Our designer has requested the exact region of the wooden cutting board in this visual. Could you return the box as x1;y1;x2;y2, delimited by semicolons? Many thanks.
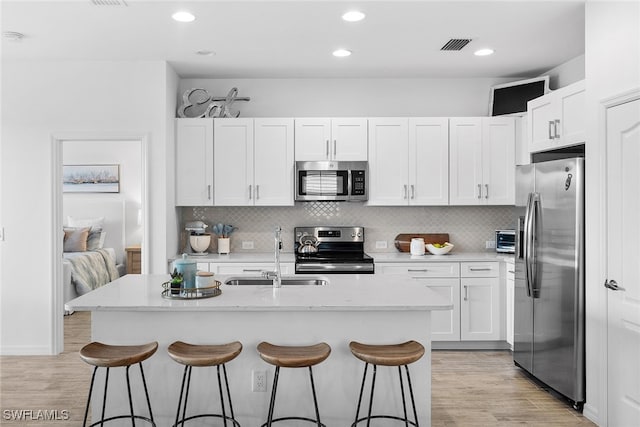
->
394;233;450;252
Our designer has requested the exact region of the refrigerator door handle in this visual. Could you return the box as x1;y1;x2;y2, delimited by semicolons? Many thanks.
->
530;193;541;298
523;192;534;297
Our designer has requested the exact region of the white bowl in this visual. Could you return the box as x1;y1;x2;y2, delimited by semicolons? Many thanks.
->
426;242;454;255
190;234;211;253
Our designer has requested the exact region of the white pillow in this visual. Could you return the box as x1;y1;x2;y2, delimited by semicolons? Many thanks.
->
67;216;104;231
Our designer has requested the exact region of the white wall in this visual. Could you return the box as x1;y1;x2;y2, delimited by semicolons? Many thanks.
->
179;77;518;118
63;140;143;249
0;60;176;355
540;54;585;90
583;1;640;424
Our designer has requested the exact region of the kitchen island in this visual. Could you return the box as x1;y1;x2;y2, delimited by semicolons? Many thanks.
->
68;273;451;426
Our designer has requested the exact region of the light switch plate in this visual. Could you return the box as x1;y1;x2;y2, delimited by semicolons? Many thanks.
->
375;241;387;249
486;240;496;249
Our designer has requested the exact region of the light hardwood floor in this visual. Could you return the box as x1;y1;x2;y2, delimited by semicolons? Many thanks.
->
0;312;595;426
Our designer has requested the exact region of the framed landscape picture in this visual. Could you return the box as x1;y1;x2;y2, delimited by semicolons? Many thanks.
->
63;164;120;193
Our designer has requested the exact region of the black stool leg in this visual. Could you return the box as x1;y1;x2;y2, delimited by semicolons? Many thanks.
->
216;365;228;427
181;366;193;427
398;366;409;427
138;363;154;424
405;365;419;427
174;366;189;427
83;367;99;427
366;364;377;427
308;367;322;426
222;364;236;421
125;366;136;426
100;367;110;427
352;363;369;426
266;366;280;427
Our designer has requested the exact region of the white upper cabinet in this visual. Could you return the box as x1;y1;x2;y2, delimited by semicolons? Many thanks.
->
368;117;449;206
215;118;294;206
253;118;295;206
175;118;214;206
527;80;585;153
449;117;515;205
295;118;368;161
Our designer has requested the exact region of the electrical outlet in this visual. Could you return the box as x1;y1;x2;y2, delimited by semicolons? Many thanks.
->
252;370;267;392
375;241;387;249
242;241;255;250
486;240;496;249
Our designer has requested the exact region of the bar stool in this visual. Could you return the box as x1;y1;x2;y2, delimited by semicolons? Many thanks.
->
256;341;331;427
349;340;425;427
80;341;158;427
167;341;242;427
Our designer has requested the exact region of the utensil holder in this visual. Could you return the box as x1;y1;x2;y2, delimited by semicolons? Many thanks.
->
218;237;230;254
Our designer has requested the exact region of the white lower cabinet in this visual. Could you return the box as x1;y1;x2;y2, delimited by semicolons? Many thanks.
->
505;260;515;349
379;260;502;344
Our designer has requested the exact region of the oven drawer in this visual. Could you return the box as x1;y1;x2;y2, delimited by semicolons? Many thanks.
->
378;262;460;278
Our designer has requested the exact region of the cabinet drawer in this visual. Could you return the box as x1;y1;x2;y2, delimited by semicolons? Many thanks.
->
460;262;499;277
379;262;459;278
212;263;293;275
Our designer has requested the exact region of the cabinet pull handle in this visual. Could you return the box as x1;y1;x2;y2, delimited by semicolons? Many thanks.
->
548;121;554;139
469;267;491;271
248;185;252;199
333;140;337;157
554;119;561;139
408;269;429;272
464;285;469;301
403;184;408;199
477;184;482;199
242;269;263;273
326;140;330;158
411;184;415;199
255;185;260;200
208;185;212;200
508;270;515;274
485;184;489;199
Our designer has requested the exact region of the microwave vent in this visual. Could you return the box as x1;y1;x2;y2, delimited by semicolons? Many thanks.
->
440;38;472;51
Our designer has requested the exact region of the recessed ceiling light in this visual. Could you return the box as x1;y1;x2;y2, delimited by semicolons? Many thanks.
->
172;11;195;22
333;49;352;58
342;10;365;22
474;48;495;56
196;50;216;56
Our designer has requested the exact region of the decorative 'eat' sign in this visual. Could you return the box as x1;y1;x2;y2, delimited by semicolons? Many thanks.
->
177;87;251;118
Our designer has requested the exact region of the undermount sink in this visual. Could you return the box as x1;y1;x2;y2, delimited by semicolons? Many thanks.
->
224;276;328;286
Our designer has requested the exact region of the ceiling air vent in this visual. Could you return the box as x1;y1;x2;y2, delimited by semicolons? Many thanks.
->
91;0;128;6
440;39;472;51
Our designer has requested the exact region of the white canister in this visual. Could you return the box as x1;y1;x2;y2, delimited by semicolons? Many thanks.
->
196;271;215;288
410;238;426;256
218;237;230;254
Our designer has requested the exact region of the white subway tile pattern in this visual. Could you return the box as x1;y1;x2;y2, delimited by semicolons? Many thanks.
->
181;204;515;254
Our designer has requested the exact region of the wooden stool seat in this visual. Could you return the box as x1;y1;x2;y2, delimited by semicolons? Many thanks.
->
167;341;242;367
257;342;331;368
349;340;425;366
80;341;158;368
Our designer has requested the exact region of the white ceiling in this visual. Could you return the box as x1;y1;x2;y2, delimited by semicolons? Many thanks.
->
1;0;585;79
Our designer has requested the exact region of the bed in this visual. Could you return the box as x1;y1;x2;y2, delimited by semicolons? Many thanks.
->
62;198;127;314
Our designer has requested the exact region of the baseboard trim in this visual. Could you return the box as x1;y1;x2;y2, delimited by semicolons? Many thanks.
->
0;345;53;356
432;340;511;350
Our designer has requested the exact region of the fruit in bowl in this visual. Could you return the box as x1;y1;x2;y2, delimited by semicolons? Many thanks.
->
426;242;454;255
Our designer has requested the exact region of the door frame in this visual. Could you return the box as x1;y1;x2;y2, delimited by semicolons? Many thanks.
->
596;87;640;426
51;133;150;353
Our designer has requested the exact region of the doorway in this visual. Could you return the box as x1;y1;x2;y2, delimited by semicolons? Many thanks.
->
51;134;149;353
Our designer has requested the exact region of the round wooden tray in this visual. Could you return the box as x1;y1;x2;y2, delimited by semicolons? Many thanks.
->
161;280;222;300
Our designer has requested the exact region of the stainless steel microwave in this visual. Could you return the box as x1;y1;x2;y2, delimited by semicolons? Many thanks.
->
496;229;516;253
295;161;368;202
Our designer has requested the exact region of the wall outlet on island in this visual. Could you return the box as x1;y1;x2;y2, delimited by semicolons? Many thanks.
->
242;241;255;250
252;370;267;392
486;240;496;249
375;241;388;249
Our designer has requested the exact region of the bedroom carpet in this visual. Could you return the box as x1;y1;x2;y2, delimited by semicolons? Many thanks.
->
0;312;594;426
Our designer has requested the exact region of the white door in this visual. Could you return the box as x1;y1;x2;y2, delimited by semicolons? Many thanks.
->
294;118;331;161
214;118;254;205
449;118;483;205
254;118;294;206
482;117;515;205
606;96;640;426
367;118;409;205
422;278;460;341
460;277;500;341
331;118;368;161
175;118;214;206
410;117;449;205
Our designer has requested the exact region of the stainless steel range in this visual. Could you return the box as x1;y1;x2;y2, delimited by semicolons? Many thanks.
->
294;226;374;274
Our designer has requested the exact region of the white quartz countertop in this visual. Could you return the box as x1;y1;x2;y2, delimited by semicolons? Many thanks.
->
67;273;453;313
169;252;296;263
169;252;512;263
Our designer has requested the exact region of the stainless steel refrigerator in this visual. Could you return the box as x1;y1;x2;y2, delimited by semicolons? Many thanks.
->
514;157;585;409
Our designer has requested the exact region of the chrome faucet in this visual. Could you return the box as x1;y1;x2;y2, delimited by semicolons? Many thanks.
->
262;226;282;288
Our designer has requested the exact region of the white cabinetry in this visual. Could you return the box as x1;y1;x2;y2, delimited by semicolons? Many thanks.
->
460;262;501;341
527;80;585;153
449;117;515;205
505;259;515;349
294;118;368;161
368;118;449;206
175;118;214;206
378;263;460;341
201;262;294;275
214;118;294;206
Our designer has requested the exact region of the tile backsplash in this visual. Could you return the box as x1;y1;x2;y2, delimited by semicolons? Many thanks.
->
180;204;515;254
